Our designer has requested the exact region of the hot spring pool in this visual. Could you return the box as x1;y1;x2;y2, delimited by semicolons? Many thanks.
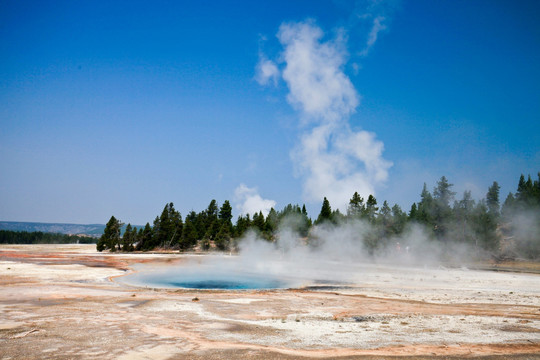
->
120;261;294;290
144;275;287;290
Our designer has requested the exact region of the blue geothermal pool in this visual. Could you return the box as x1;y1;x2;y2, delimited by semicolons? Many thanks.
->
121;261;292;290
153;275;287;290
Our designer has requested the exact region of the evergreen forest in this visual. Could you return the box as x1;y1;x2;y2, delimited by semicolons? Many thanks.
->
97;173;540;260
0;230;96;244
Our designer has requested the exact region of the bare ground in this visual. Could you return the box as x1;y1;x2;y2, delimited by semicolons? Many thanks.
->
1;244;539;359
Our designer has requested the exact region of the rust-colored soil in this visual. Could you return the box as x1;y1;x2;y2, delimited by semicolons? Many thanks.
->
1;244;539;359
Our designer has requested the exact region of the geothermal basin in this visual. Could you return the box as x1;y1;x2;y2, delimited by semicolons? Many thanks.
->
122;259;294;290
1;244;540;359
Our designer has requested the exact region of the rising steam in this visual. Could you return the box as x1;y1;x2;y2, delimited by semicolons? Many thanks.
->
234;184;276;217
257;20;392;212
237;217;474;280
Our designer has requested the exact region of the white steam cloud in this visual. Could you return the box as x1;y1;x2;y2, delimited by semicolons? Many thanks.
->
257;20;392;212
232;219;473;286
360;15;387;56
278;22;358;123
293;124;392;210
255;57;279;86
234;184;276;217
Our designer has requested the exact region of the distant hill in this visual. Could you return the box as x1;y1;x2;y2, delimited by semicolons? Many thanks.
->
0;221;105;237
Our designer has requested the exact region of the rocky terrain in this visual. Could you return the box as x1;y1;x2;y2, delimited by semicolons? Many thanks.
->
1;244;539;359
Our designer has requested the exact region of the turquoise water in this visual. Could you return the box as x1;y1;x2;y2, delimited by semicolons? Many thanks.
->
160;277;287;290
123;265;290;290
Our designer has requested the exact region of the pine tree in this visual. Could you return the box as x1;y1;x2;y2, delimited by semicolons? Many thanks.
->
299;207;312;237
215;223;231;250
501;192;516;221
516;174;539;207
347;192;365;219
391;204;407;235
149;216;161;249
380;200;391;218
180;218;198;250
434;176;456;207
452;191;475;245
265;208;278;234
136;223;153;251
155;205;171;247
205;200;219;239
409;203;418;220
417;183;434;226
168;205;183;248
252;211;266;232
219;200;233;233
432;176;456;239
331;209;345;223
377;200;392;238
122;223;135;252
365;195;378;222
234;214;251;238
486;181;501;216
516;174;527;202
533;172;540;205
505;173;540;259
315;197;332;225
219;200;232;222
472;200;498;251
97;216;123;252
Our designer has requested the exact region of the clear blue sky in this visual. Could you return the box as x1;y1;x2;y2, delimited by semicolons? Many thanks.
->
1;0;539;225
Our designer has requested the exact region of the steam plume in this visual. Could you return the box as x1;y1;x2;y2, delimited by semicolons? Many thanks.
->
257;20;392;212
234;184;276;217
255;57;279;86
360;15;387;56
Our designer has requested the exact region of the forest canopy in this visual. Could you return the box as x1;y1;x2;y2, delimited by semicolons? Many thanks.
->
97;172;540;260
0;230;96;244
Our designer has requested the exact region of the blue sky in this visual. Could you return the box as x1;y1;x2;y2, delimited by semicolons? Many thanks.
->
1;0;539;225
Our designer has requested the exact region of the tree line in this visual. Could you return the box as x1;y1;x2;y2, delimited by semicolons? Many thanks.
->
96;200;311;252
0;230;96;244
97;172;540;259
